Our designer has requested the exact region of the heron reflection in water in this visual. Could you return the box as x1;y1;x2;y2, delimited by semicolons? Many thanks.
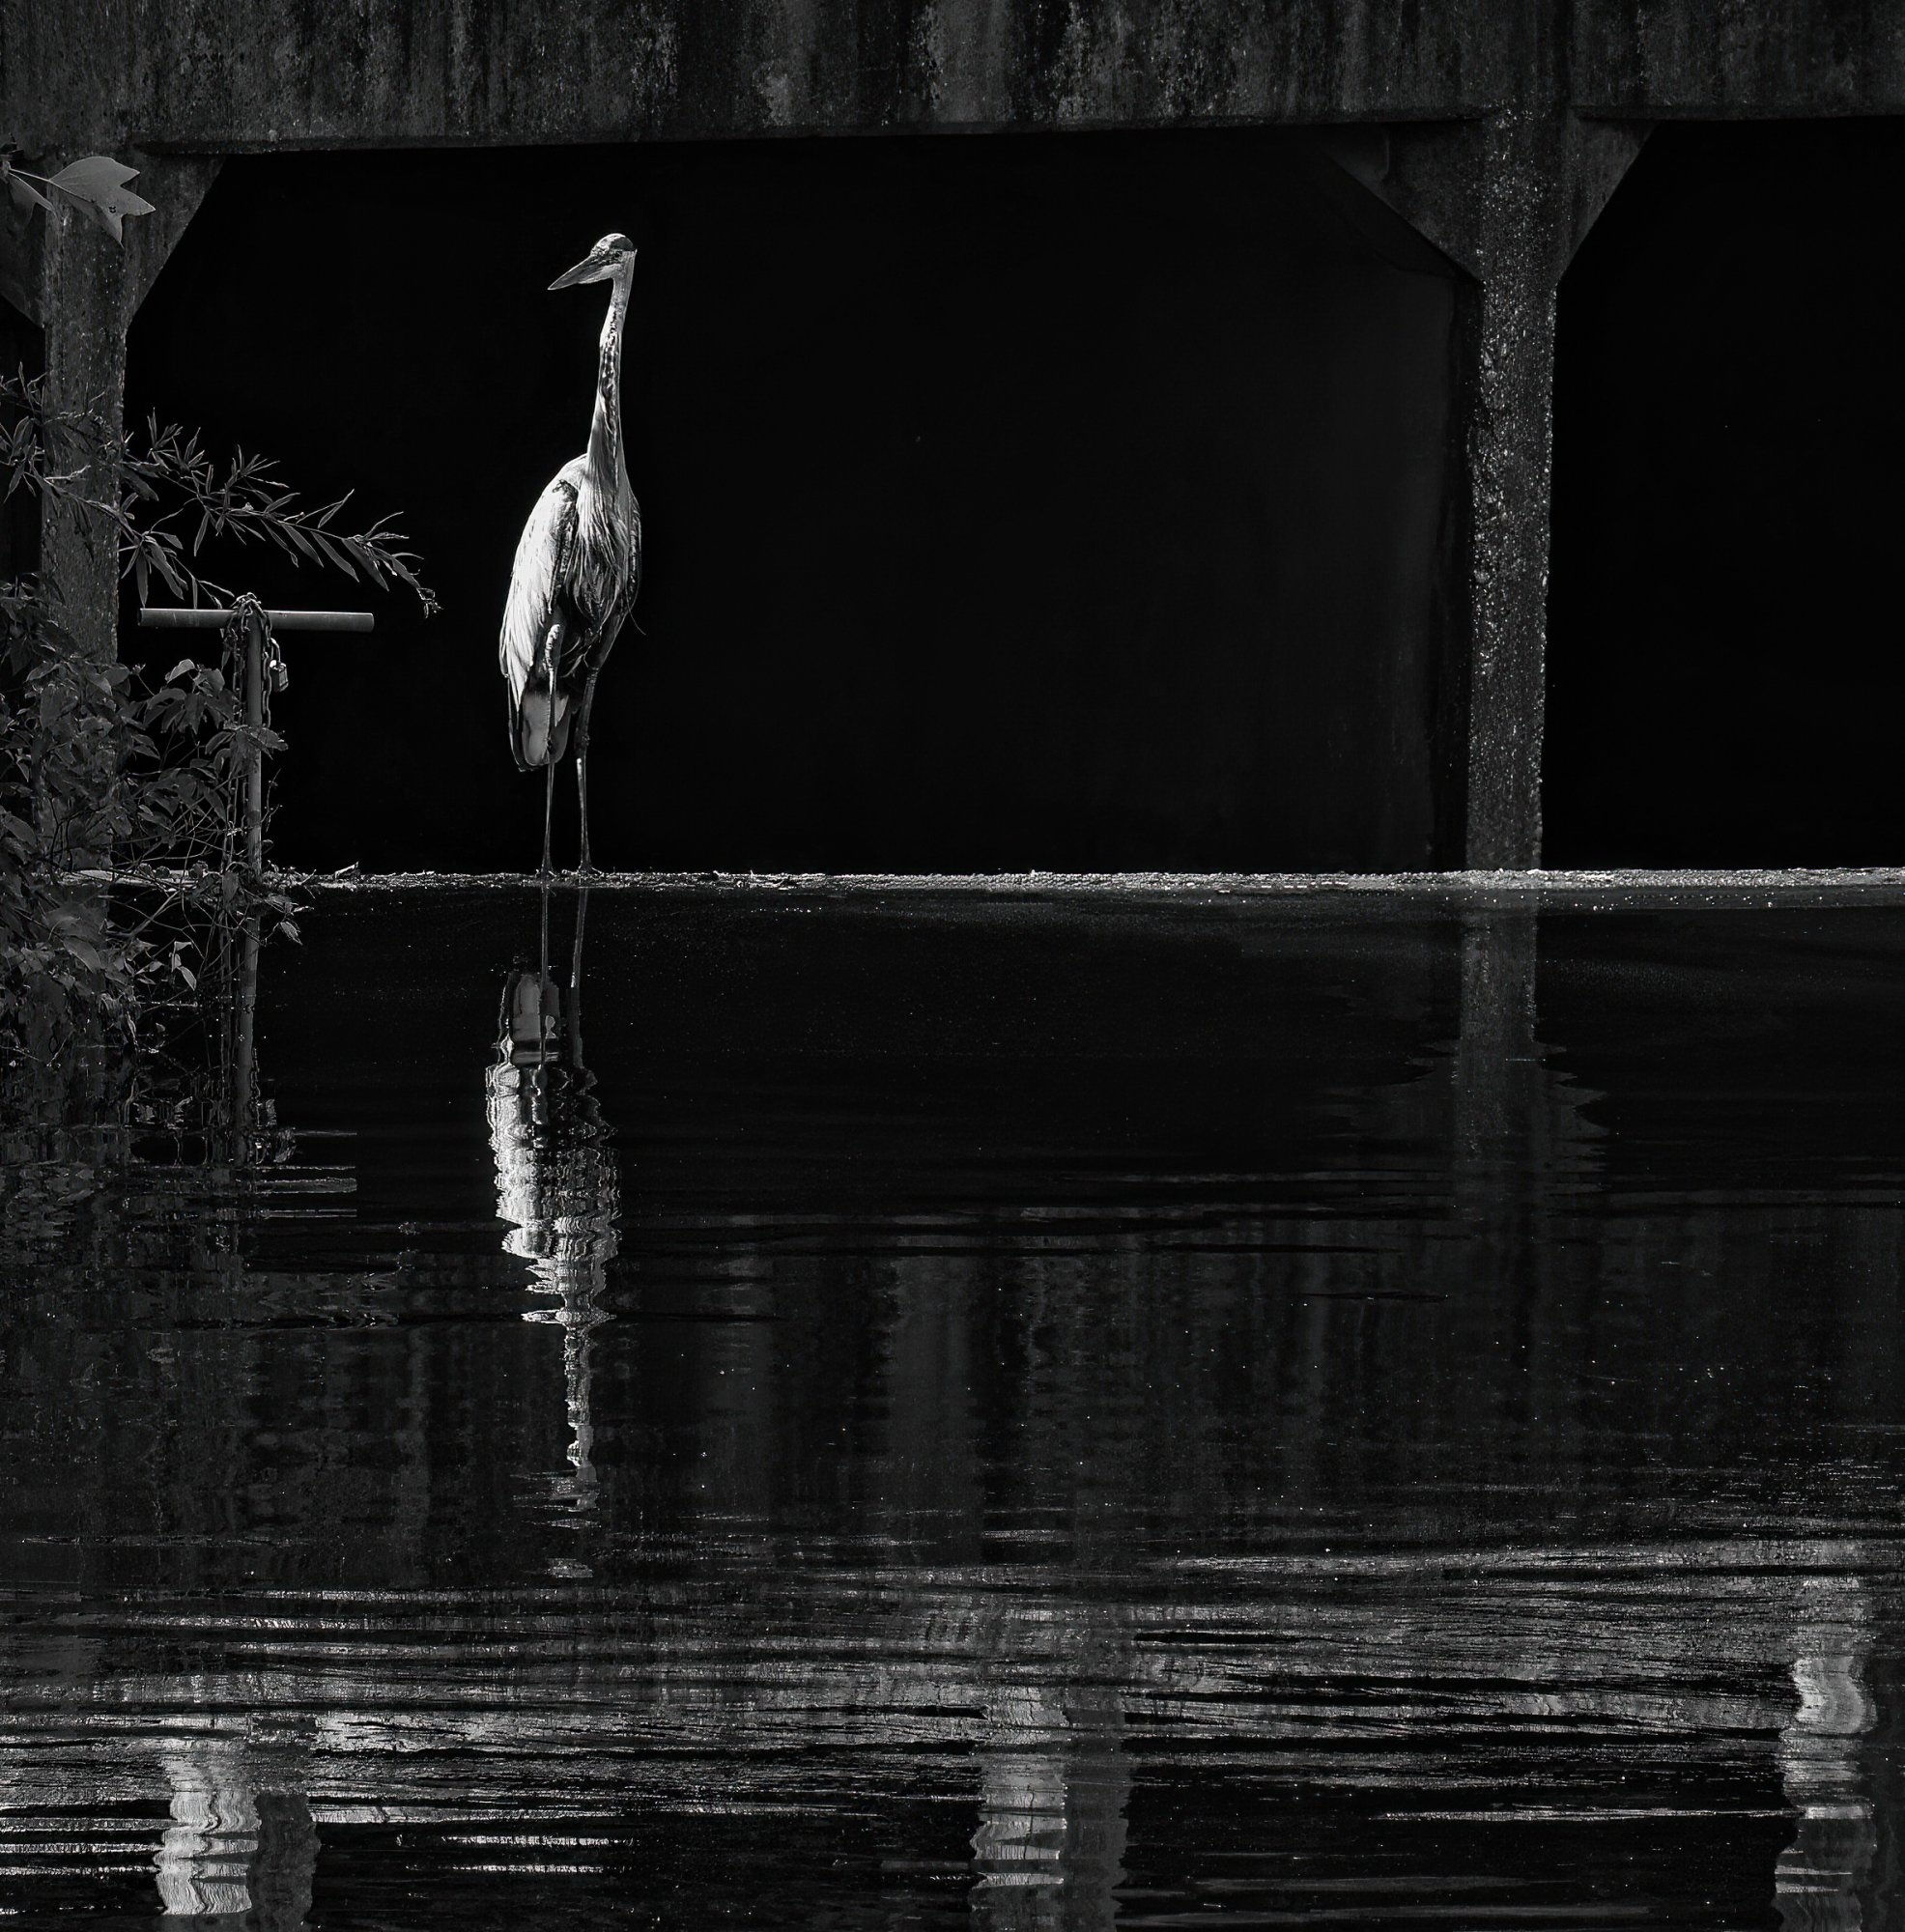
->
486;881;618;1532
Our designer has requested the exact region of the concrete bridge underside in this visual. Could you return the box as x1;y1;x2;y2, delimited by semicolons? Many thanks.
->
3;0;1901;868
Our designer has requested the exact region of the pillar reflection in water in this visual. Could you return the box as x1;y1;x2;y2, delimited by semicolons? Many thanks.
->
1777;1571;1877;1929
485;882;618;1533
156;1740;315;1927
1453;905;1602;1213
971;1663;1130;1931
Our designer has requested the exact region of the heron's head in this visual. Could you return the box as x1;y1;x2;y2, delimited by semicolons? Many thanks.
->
549;234;637;291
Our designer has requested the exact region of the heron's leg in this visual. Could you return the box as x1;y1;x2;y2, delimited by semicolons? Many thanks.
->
577;753;597;877
572;667;605;879
540;753;555;883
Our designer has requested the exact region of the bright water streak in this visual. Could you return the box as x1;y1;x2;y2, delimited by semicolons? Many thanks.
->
3;888;1904;1927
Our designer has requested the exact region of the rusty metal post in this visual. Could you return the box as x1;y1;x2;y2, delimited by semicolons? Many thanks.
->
233;913;259;1145
138;603;374;883
235;606;265;1147
243;606;266;875
133;602;374;1157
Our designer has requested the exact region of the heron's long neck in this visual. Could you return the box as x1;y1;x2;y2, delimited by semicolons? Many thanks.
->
586;270;632;486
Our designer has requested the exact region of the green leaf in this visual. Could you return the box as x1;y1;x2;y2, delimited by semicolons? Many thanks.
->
44;157;156;249
47;156;141;197
58;931;104;972
5;172;52;216
349;540;389;590
312;531;358;581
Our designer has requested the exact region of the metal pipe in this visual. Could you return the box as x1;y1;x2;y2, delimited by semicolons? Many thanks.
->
137;609;374;632
244;608;265;875
234;914;259;1147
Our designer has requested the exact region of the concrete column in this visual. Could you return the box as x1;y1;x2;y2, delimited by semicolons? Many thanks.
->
1462;119;1561;870
1463;114;1651;868
1339;115;1648;869
40;196;128;659
0;152;222;659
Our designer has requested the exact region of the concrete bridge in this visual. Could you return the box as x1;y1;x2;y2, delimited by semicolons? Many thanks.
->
2;0;1900;868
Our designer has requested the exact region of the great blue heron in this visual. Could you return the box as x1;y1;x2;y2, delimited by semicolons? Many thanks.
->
500;233;644;877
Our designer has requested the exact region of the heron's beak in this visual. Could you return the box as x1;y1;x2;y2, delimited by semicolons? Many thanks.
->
549;253;608;291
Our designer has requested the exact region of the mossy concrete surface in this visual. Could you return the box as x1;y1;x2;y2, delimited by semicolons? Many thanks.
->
5;3;1902;151
4;1;1902;871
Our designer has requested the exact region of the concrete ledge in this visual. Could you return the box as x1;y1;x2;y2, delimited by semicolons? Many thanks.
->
237;867;1905;910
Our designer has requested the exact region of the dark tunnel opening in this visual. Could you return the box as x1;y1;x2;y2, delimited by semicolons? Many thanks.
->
127;131;1464;875
1548;119;1905;868
0;302;43;583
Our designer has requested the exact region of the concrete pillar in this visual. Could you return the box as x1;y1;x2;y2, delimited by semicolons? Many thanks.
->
40;196;128;659
1463;114;1652;868
1462;121;1561;870
0;152;222;660
1334;115;1648;869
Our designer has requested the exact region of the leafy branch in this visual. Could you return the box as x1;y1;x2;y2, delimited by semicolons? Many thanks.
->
1;373;439;618
0;142;442;1135
127;422;441;616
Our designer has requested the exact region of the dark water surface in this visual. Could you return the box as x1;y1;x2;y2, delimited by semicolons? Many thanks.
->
4;886;1904;1927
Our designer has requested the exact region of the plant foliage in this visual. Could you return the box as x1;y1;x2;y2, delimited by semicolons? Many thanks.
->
1;369;436;1103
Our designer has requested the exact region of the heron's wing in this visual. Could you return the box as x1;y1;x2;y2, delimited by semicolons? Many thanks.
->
568;496;643;680
499;473;580;711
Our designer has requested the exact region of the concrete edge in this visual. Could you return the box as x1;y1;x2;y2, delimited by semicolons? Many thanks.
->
75;866;1904;906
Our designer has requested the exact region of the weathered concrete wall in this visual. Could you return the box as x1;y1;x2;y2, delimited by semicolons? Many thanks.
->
3;1;1522;151
1572;1;1905;116
9;0;1903;152
4;0;1904;869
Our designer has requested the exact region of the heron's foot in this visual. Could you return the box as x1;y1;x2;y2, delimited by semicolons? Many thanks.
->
573;861;606;883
